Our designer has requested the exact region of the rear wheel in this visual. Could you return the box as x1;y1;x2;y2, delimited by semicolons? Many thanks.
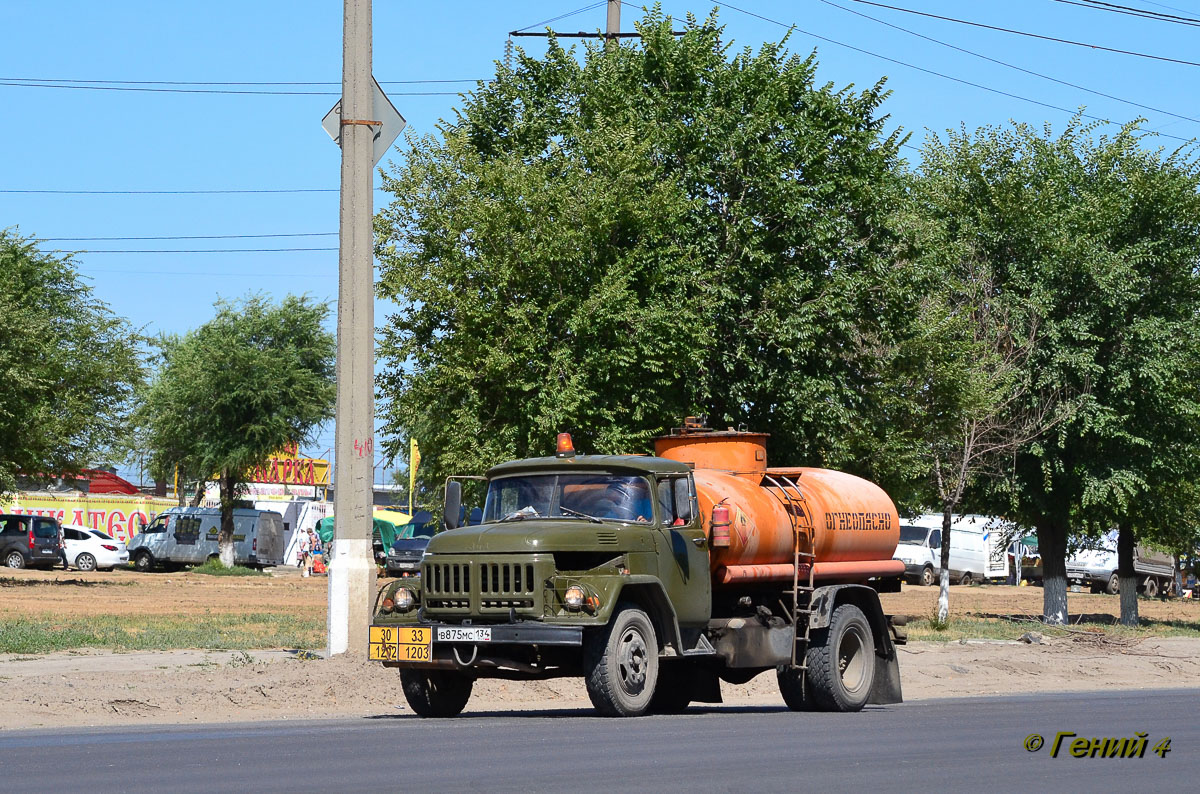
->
805;604;876;713
959;572;973;586
5;551;25;569
778;664;815;711
919;565;935;587
400;669;474;717
1143;578;1159;598
583;603;659;717
133;551;154;572
75;553;97;572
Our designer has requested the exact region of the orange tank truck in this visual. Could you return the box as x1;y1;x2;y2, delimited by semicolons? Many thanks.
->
654;424;904;586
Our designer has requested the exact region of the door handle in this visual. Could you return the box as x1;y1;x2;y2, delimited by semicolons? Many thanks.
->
692;537;706;547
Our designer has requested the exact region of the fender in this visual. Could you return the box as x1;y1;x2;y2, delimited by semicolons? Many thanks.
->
807;583;903;705
609;575;683;656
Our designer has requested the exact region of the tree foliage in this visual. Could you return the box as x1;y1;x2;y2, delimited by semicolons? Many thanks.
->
376;11;920;484
0;231;142;495
137;294;335;563
910;119;1200;623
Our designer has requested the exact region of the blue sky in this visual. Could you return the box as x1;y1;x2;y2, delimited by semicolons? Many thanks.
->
3;0;1197;480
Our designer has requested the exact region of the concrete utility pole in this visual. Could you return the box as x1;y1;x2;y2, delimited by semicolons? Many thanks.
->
329;0;376;658
606;0;620;40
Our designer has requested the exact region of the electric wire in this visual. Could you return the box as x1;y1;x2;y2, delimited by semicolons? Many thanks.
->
711;1;1195;144
818;0;1200;125
845;0;1200;67
514;1;608;33
40;232;337;241
1053;0;1200;26
0;81;461;96
40;247;338;253
0;77;480;86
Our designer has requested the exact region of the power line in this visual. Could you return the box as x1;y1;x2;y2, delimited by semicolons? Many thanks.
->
845;0;1200;67
1053;0;1200;26
40;232;337;241
0;80;462;96
76;268;336;278
514;1;607;33
712;1;1195;144
1;188;340;194
817;0;1200;125
1;77;480;85
43;247;338;253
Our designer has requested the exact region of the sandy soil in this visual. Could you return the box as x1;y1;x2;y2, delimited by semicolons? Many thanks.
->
1;568;1198;729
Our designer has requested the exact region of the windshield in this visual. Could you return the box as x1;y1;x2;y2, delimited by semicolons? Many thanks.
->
483;474;654;524
898;525;929;545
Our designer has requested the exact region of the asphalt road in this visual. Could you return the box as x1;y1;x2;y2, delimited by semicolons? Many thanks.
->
0;689;1193;792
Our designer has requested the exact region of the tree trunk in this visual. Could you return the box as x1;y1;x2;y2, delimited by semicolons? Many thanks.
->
1038;518;1069;625
1117;523;1139;626
218;470;236;568
937;505;953;623
190;477;205;507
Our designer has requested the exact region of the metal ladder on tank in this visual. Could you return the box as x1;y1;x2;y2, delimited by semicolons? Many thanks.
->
762;474;817;678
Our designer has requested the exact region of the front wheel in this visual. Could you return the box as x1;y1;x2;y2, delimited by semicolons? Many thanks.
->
1105;573;1120;595
583;604;659;717
133;551;154;572
920;565;935;587
399;669;474;717
5;551;25;569
805;604;876;712
75;553;97;572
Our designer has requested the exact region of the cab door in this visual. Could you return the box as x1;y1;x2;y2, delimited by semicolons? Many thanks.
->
653;474;711;627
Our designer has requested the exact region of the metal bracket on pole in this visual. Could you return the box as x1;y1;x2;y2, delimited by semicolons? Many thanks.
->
341;119;382;128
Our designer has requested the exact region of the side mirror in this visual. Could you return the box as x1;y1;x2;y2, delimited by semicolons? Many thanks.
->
444;481;462;530
674;482;693;524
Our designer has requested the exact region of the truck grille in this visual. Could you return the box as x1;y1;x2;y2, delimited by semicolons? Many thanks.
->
422;555;547;617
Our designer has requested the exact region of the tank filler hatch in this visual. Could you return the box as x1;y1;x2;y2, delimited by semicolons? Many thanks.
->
653;416;770;474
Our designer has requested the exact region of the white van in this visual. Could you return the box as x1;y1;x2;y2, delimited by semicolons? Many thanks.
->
894;514;1010;586
127;506;285;571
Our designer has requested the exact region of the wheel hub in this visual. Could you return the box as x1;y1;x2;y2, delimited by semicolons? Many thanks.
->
617;628;648;692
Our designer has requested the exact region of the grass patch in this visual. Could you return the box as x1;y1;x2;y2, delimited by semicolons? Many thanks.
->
905;612;1200;642
190;559;267;577
0;613;324;654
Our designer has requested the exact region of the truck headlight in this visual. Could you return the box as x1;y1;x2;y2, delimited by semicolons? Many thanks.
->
564;584;585;610
394;587;417;613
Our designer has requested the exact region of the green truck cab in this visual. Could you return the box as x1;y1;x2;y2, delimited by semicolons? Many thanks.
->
369;442;904;718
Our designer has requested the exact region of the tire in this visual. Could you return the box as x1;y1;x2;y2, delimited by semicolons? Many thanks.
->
648;666;692;714
1143;578;1159;598
1106;573;1120;595
959;572;973;586
583;603;659;717
805;604;876;713
400;669;473;718
5;551;25;569
920;565;935;587
75;553;97;572
133;551;154;573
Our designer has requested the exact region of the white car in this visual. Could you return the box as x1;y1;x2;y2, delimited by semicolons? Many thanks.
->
62;525;130;571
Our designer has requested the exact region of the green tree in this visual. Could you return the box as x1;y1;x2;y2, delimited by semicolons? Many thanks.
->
375;10;918;482
0;231;142;495
137;295;335;565
912;119;1200;624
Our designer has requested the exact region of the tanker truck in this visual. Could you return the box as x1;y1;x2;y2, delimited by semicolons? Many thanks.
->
368;418;907;717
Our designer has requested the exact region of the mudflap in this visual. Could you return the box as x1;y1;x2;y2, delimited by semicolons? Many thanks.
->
868;646;903;705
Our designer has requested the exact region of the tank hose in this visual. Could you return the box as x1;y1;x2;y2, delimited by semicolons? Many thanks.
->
452;644;479;668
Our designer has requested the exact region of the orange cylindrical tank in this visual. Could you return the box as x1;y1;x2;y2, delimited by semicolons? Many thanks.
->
655;426;900;586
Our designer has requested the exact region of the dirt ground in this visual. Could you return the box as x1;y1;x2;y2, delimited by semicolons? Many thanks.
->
1;567;1199;729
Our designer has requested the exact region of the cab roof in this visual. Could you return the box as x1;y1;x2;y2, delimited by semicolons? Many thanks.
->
486;454;691;479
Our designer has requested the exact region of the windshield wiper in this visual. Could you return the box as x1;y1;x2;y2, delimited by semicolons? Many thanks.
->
558;506;603;524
